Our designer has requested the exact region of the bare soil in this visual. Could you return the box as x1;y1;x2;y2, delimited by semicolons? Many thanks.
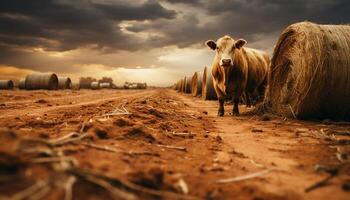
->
0;88;349;200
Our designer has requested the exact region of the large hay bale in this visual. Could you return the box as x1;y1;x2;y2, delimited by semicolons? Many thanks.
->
25;73;58;90
265;21;350;120
202;66;217;100
18;79;26;89
191;71;203;97
58;77;72;89
184;76;192;94
0;80;14;90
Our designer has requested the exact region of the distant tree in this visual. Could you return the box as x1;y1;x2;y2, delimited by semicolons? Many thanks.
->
79;77;97;88
98;77;114;84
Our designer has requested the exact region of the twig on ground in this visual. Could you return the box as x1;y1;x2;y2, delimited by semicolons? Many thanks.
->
172;132;196;138
305;174;335;193
250;159;265;168
31;156;78;166
83;173;137;200
70;168;200;200
10;181;47;200
124;151;160;157
81;142;120;153
156;144;187;152
216;168;274;184
27;184;51;200
103;104;132;117
64;176;76;200
288;104;297;119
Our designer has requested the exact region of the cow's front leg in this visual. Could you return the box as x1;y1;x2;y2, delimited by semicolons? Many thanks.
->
218;98;225;116
232;97;240;116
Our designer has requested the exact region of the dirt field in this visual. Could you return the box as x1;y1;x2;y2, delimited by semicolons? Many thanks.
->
0;88;349;200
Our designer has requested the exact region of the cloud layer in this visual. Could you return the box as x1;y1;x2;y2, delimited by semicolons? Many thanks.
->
1;0;350;85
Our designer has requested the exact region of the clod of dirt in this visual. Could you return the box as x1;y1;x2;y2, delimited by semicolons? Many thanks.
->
124;126;155;142
261;114;271;121
342;181;350;191
0;128;17;140
114;118;132;127
252;128;263;133
95;128;109;139
140;100;147;104
215;135;223;143
35;99;48;104
213;151;232;164
82;122;93;132
129;167;164;189
149;108;164;118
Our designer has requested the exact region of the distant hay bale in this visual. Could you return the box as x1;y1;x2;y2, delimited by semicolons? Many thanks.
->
0;80;14;90
100;82;111;89
191;71;203;97
264;21;350;120
58;77;72;89
91;81;100;90
175;80;181;91
18;79;26;89
180;78;186;93
25;73;58;90
136;83;147;89
184;76;192;94
202;66;217;100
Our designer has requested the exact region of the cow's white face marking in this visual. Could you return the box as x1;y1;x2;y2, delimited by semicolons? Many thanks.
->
206;36;247;68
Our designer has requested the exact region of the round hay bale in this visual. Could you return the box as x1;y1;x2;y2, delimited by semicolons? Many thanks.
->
18;79;26;89
58;77;72;89
25;73;58;90
137;83;147;89
90;81;100;90
100;82;111;88
191;71;203;97
265;21;350;120
202;66;217;100
175;80;180;91
180;78;186;93
0;80;14;90
184;76;192;94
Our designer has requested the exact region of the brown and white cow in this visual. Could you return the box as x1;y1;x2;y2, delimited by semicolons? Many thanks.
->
206;35;269;116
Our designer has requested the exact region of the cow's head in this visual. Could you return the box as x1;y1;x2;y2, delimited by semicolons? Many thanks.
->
206;35;246;68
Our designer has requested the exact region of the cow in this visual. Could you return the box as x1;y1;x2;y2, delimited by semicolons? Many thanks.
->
205;35;269;116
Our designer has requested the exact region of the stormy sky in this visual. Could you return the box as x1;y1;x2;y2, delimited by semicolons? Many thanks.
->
0;0;349;86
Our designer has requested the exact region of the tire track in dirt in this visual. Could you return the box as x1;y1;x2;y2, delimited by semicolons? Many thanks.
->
0;89;155;119
167;89;349;200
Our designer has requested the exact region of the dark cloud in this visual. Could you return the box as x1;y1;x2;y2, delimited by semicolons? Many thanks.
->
129;0;350;49
0;0;176;52
1;0;350;73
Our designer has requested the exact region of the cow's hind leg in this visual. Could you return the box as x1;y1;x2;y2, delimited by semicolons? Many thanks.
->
218;98;225;117
245;91;252;108
232;97;240;116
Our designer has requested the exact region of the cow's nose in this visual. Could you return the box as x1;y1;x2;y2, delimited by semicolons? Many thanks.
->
222;59;231;65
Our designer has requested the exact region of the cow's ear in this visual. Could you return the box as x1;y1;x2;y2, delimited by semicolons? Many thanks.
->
206;40;217;50
235;39;247;49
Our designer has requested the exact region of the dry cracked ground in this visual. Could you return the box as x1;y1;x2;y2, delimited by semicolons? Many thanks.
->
0;88;349;200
